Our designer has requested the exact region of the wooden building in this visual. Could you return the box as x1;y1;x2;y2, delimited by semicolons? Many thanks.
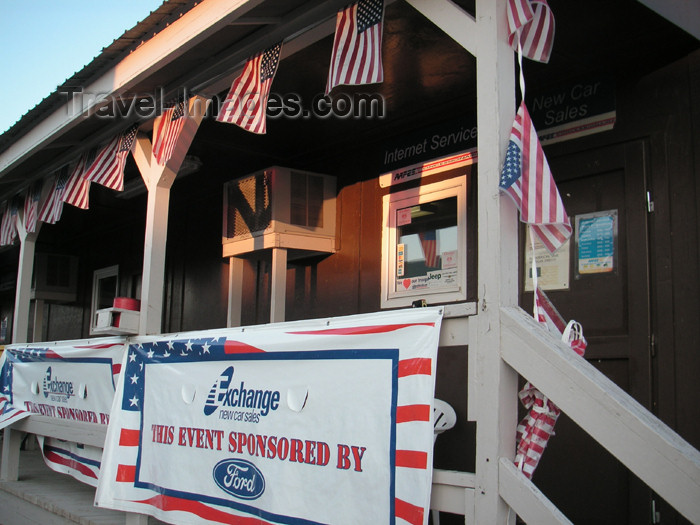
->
0;0;699;523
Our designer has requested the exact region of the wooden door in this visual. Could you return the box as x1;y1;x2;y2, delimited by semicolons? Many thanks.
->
522;140;653;524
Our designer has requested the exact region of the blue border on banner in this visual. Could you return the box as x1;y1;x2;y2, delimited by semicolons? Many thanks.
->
126;342;400;525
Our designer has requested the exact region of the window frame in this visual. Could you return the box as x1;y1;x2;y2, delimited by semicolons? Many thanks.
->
90;265;119;335
381;176;468;308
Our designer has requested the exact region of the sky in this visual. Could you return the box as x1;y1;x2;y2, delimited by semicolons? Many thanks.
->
0;0;165;134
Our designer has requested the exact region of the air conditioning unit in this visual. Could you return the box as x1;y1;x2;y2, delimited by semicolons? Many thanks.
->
222;166;336;258
31;254;78;302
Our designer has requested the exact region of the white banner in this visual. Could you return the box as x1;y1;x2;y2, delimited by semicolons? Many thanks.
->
96;308;443;525
0;338;126;429
0;338;127;485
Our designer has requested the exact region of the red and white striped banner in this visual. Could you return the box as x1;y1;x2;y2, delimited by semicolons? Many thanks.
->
96;308;443;525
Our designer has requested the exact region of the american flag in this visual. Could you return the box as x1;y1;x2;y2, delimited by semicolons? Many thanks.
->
500;101;571;253
153;99;188;165
0;201;18;246
23;182;42;234
83;125;138;191
216;43;282;134
39;168;70;224
515;288;586;479
326;0;384;93
507;0;555;63
418;230;439;268
63;152;94;209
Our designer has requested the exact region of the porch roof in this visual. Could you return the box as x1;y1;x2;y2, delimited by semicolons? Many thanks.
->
0;0;697;203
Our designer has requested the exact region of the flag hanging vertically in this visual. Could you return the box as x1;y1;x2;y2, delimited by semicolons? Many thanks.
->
63;152;93;209
515;289;587;479
23;182;42;234
83;125;138;191
38;168;70;224
507;0;555;63
217;43;282;134
326;0;384;93
153;99;187;165
0;201;18;246
499;101;572;253
418;230;439;268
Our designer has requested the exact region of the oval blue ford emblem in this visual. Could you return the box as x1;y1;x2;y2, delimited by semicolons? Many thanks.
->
213;459;265;500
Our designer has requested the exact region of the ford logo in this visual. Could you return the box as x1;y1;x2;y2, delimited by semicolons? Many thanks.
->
213;459;265;500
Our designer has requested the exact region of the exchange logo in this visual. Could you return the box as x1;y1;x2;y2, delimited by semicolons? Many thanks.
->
42;367;74;399
213;458;265;500
203;366;281;417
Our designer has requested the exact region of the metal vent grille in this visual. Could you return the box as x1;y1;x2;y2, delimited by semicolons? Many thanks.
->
225;172;271;238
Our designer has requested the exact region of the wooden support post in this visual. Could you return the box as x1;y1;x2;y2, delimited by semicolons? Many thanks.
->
0;427;24;482
132;96;210;335
473;0;519;523
270;247;287;323
32;299;44;343
12;208;39;344
139;181;172;335
227;257;244;327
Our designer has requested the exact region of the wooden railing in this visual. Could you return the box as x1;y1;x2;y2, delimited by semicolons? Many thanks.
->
2;309;700;524
498;306;700;524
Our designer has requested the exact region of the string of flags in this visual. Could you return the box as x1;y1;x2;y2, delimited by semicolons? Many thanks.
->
501;0;588;480
0;0;591;491
0;0;386;244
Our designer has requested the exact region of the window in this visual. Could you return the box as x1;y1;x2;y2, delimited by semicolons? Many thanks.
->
90;265;119;334
381;176;468;308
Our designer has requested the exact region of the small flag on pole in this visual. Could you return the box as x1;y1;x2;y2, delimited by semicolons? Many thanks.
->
83;125;138;191
326;0;384;93
23;182;42;234
38;169;70;224
507;0;555;63
63;153;93;209
153;99;188;165
216;43;282;134
499;101;571;253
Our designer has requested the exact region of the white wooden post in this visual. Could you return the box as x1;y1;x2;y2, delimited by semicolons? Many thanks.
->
270;247;287;323
132;96;210;335
12;211;39;343
0;426;24;481
227;257;244;327
473;0;519;523
32;299;44;342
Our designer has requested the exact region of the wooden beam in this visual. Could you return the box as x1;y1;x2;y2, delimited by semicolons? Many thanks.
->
404;0;477;56
636;0;700;40
227;257;244;327
133;96;209;335
498;458;572;525
472;0;519;523
11;415;106;448
431;469;476;517
0;427;24;481
500;305;700;524
270;247;287;323
12;212;39;344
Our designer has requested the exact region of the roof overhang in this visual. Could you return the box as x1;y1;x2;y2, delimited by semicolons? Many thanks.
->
0;0;698;204
0;0;358;194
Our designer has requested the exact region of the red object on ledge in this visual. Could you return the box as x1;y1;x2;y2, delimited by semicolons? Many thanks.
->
113;297;141;311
